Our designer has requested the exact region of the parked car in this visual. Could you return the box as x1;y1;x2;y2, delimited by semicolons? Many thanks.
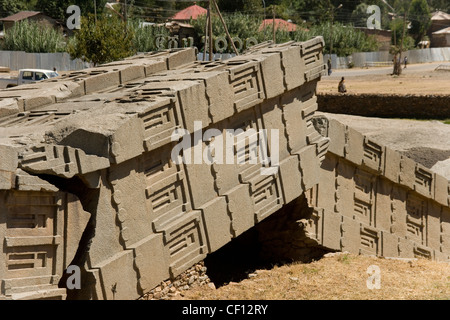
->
0;69;59;89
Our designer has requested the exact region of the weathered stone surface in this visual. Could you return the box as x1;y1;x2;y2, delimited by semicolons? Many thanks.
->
308;113;450;263
0;190;89;300
1;39;448;301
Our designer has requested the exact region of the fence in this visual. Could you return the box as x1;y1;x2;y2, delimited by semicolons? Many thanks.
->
0;50;239;72
2;46;449;72
325;47;450;69
0;51;91;71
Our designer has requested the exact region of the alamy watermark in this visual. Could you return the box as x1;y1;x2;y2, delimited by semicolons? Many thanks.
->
366;265;381;289
171;121;279;176
66;5;81;30
66;265;81;289
367;5;382;30
66;3;382;49
155;34;258;52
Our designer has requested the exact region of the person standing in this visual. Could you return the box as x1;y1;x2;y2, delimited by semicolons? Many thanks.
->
338;77;347;93
327;58;332;76
404;56;408;68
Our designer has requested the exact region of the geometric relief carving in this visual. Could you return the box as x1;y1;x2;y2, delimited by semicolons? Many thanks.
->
301;97;317;125
354;169;374;194
406;215;424;239
354;198;372;223
21;145;78;176
139;141;208;279
353;170;374;225
139;98;181;152
360;226;379;255
304;64;327;82
228;61;264;113
7;250;47;271
413;245;432;259
1;191;63;298
301;40;323;66
143;149;192;231
5;192;56;237
414;166;433;195
405;194;426;244
249;174;282;223
160;211;207;278
235;128;261;176
6;213;48;229
304;207;322;243
141;148;206;278
300;37;326;81
0;110;71;128
363;138;383;171
231;108;263;182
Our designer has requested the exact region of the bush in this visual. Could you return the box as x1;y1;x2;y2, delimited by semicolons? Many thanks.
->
2;19;66;53
292;22;379;56
67;14;136;66
190;13;379;56
190;12;293;53
129;20;170;53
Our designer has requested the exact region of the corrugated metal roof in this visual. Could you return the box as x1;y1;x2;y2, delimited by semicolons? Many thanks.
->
433;26;450;34
171;4;207;21
0;11;42;22
259;19;298;32
431;11;450;21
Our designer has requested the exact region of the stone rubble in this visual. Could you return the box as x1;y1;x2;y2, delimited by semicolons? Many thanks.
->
139;262;212;300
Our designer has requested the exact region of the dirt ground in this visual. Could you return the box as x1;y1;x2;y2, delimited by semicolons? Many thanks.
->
2;62;448;301
176;253;449;300
2;62;448;95
173;62;450;302
317;63;450;95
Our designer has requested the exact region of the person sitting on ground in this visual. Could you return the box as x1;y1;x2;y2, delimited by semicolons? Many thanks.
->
338;77;347;93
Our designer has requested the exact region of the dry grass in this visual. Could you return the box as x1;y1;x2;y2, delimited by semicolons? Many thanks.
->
317;67;450;95
176;253;450;300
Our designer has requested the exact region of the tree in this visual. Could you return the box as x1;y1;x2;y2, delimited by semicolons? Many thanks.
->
293;21;379;56
67;14;136;66
76;0;108;19
279;0;307;23
351;3;370;27
190;12;291;53
35;0;70;21
427;0;450;13
0;0;25;18
35;0;107;21
129;19;170;52
409;0;431;45
217;0;262;13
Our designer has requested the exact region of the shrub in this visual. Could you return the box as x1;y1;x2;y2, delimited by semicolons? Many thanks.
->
67;14;136;66
129;20;170;53
190;12;293;53
292;21;379;56
191;13;379;56
2;19;66;53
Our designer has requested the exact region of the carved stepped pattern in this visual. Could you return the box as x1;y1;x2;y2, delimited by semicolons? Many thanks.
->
305;117;450;262
0;40;448;300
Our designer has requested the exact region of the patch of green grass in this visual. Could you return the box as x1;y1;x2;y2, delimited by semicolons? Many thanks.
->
337;253;353;264
302;266;320;275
